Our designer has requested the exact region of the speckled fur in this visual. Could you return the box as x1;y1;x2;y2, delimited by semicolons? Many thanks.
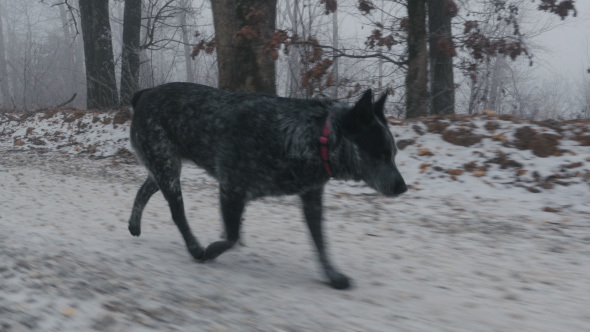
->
127;82;406;289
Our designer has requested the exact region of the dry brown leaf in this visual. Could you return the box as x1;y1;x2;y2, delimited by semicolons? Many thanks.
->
448;169;463;176
492;133;506;142
61;307;76;317
417;148;433;156
564;162;583;169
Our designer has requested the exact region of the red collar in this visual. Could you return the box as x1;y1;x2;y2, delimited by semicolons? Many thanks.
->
319;115;332;177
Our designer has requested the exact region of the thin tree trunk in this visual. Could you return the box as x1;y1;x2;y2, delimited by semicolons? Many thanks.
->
66;0;86;108
79;0;118;109
378;0;384;93
59;3;77;96
428;0;455;115
331;7;339;99
139;12;152;89
286;0;301;97
405;0;428;118
120;0;142;106
486;55;505;111
5;13;19;108
180;2;195;83
211;0;277;94
0;7;11;108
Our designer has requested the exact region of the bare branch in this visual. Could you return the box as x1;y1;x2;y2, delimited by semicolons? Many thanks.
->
291;40;407;67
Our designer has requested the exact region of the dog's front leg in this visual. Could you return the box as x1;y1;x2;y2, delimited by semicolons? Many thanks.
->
300;188;351;290
204;187;245;260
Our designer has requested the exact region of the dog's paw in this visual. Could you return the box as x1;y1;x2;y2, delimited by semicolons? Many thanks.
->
328;272;351;290
128;223;141;237
188;245;207;262
204;240;235;260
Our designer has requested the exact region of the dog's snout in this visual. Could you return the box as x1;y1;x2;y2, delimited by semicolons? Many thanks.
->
394;178;408;195
386;170;407;196
377;174;407;197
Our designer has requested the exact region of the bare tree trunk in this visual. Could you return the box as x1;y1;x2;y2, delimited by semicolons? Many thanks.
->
59;4;77;98
486;55;505;111
211;0;277;94
139;11;152;89
331;7;339;99
180;1;195;83
120;0;142;106
286;0;301;97
428;0;455;115
378;0;384;93
0;7;11;108
406;0;428;118
74;29;86;108
79;0;118;109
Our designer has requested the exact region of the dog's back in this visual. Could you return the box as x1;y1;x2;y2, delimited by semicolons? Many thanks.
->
130;82;336;196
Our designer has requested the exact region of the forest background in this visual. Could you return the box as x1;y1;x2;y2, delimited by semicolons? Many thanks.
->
0;0;586;120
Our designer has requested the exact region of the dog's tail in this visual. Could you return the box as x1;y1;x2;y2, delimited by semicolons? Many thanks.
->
130;88;152;111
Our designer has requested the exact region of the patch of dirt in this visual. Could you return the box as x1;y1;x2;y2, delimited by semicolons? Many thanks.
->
426;120;449;134
442;127;483;147
63;110;86;123
41;109;59;120
113;109;132;125
484;121;500;132
513;126;562;158
573;134;590;146
417;148;434;156
396;139;415;150
463;161;488;174
533;119;563;133
112;148;137;164
485;151;523;169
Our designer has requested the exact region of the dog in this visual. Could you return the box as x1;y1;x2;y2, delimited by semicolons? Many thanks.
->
127;82;407;289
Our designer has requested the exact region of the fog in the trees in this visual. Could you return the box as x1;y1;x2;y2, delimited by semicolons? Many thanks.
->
0;0;586;119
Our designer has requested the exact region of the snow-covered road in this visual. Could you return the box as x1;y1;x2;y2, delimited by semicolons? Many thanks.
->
1;152;588;331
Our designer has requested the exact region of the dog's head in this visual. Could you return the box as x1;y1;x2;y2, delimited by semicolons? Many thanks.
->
341;89;407;197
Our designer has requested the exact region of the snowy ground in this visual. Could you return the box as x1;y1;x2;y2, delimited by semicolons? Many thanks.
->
0;110;589;331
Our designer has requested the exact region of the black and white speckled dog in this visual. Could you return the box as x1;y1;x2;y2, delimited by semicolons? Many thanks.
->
127;82;407;289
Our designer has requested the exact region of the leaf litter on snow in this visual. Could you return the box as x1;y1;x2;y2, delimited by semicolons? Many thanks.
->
1;108;589;331
1;108;589;221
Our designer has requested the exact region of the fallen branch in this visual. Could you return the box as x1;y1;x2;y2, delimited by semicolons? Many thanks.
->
56;93;77;108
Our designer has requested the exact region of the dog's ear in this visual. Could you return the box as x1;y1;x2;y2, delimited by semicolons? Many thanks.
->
343;89;374;134
373;92;388;124
351;89;374;122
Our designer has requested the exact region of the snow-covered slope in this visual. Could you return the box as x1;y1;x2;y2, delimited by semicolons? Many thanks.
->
1;109;589;331
3;108;587;214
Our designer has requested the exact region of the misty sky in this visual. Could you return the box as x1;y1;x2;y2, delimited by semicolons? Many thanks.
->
536;1;590;79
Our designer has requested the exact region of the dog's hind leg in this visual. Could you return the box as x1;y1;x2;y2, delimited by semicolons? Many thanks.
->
147;155;206;262
128;177;160;236
300;188;351;290
204;187;245;260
